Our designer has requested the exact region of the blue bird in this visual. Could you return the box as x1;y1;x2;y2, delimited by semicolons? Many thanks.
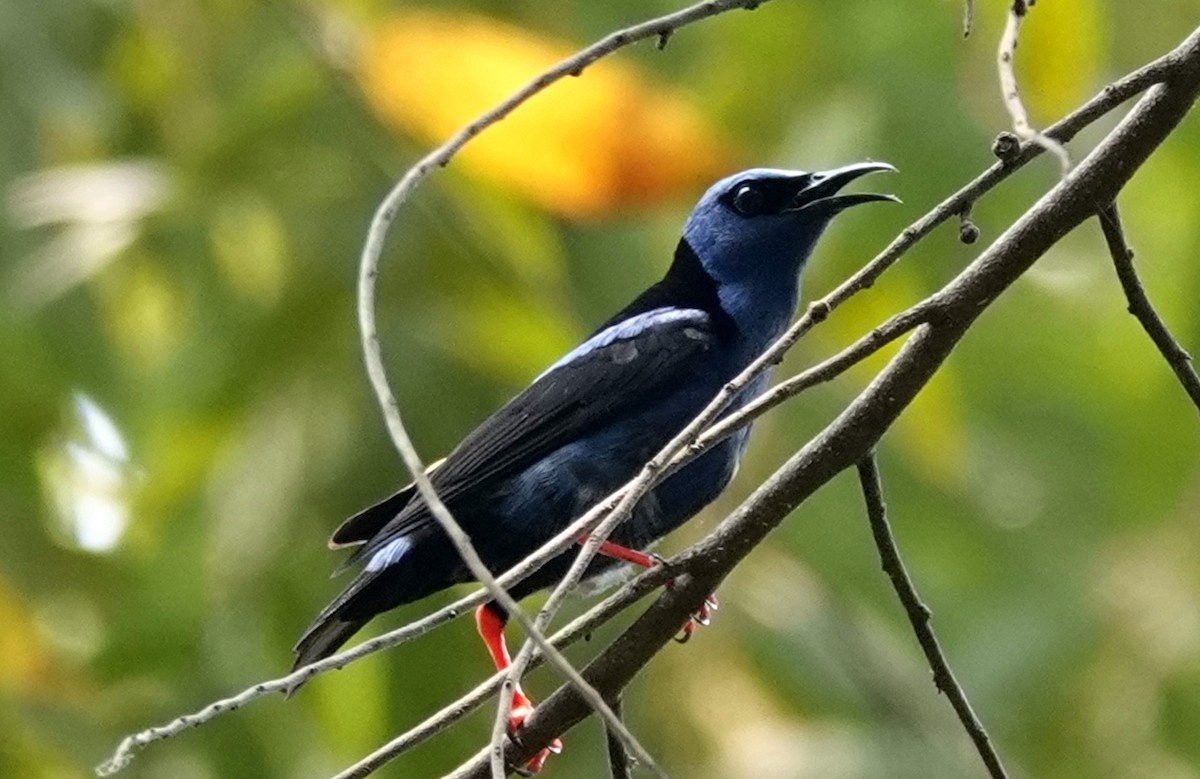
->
294;162;896;772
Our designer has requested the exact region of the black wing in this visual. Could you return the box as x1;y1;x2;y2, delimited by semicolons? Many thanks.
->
341;308;721;568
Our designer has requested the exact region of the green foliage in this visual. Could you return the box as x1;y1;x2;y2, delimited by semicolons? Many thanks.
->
2;1;1199;777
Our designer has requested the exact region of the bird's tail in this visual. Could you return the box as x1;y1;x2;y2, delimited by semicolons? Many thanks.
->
290;532;456;695
291;615;367;675
288;572;378;692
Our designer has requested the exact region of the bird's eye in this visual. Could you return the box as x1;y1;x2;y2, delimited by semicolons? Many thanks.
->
731;185;764;217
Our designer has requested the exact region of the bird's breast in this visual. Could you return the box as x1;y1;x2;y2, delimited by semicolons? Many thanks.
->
717;279;801;360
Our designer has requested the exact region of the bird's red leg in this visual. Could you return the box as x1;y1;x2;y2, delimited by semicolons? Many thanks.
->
585;537;658;569
577;536;719;642
475;604;561;775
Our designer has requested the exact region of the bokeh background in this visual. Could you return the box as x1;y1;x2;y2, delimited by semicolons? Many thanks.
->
4;1;1200;777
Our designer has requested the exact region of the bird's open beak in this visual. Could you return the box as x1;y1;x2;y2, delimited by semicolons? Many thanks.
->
789;161;899;214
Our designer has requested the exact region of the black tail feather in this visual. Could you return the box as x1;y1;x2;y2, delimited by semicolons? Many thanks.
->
289;571;379;693
291;530;458;696
292;615;368;673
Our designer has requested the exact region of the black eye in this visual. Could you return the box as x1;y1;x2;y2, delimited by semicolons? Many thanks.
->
731;184;764;217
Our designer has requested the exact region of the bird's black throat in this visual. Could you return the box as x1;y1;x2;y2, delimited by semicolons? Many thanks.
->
592;239;736;340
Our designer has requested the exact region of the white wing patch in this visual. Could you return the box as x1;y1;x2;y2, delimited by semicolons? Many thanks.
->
365;536;412;572
538;307;708;379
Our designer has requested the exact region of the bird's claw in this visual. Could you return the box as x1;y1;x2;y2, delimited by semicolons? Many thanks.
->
513;745;558;778
673;593;719;643
508;694;563;775
513;753;547;778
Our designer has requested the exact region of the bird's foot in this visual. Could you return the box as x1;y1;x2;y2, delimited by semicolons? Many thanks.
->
654;567;719;643
508;688;562;776
674;593;719;643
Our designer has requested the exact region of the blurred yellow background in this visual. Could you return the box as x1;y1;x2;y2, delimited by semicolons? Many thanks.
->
2;1;1200;777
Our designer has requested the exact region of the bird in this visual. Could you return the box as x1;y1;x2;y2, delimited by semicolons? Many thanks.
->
293;162;896;774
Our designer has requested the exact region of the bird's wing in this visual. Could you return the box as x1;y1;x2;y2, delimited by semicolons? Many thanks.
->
341;307;722;569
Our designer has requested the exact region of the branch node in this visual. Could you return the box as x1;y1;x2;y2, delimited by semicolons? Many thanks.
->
991;131;1022;163
806;299;831;323
958;214;981;245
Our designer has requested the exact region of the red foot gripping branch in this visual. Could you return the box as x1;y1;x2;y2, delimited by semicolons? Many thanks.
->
585;537;719;643
474;605;563;775
474;538;718;775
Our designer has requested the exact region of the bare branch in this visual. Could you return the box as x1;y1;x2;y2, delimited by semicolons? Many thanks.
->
855;455;1009;779
94;492;677;778
447;28;1200;776
1097;203;1200;414
494;7;1200;704
997;0;1071;172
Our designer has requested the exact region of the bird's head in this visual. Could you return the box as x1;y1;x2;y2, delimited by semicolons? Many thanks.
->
682;162;897;288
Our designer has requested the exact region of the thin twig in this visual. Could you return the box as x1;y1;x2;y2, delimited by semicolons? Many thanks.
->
673;36;1193;459
855;456;1009;779
489;677;513;779
605;694;633;779
365;303;657;779
95;20;1200;779
96;593;480;776
693;302;933;452
962;0;974;38
997;0;1071;173
1097;203;1200;414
